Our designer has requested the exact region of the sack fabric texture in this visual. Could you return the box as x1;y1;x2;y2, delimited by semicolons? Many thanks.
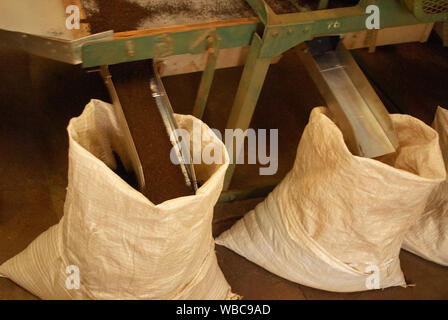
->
403;106;448;266
216;107;446;292
0;99;237;299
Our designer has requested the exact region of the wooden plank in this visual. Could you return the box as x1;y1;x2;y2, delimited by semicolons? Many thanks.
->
159;47;249;77
342;23;434;50
158;46;282;77
62;0;91;39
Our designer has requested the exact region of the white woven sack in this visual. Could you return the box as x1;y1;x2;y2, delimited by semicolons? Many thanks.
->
216;107;445;292
403;106;448;266
0;99;237;300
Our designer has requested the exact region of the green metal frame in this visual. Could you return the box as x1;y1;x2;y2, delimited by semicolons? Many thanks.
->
222;0;438;191
80;0;446;201
82;23;257;68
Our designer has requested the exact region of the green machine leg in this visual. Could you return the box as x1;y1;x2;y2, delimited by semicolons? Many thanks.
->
192;36;220;119
223;33;271;191
367;28;379;53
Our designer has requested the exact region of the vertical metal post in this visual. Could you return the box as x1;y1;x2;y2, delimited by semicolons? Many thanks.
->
366;28;379;53
223;33;271;191
192;36;220;119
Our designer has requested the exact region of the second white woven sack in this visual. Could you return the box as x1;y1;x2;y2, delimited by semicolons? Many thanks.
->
403;106;448;266
217;107;445;292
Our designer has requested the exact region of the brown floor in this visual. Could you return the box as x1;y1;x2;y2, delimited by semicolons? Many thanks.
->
213;198;448;300
0;32;447;300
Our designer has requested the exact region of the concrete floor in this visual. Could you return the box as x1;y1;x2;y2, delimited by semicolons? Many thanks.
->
0;32;447;300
